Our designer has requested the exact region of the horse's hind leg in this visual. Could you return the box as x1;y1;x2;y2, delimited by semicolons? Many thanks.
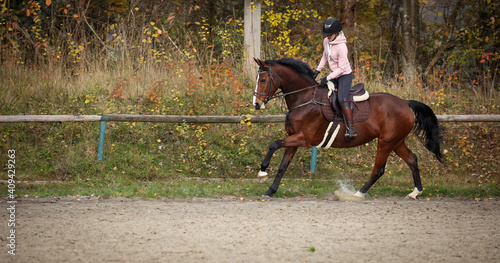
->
356;139;401;197
356;162;387;197
394;142;423;199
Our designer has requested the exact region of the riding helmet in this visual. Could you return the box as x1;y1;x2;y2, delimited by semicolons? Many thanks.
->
322;18;342;36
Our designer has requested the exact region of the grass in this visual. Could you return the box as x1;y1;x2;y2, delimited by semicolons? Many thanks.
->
1;178;335;199
2;178;499;200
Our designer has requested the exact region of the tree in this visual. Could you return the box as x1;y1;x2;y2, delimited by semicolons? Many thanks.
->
243;0;261;78
399;0;420;81
341;0;357;68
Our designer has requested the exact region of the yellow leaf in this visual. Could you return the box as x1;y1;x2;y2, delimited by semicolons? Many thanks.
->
46;0;51;6
73;14;79;18
438;12;442;17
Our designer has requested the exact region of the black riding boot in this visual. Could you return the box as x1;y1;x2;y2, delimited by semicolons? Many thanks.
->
341;106;357;140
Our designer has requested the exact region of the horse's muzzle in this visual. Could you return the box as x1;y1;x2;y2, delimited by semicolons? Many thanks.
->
252;93;266;110
253;102;265;110
254;102;261;110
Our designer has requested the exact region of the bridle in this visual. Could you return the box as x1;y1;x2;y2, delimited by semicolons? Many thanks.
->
253;65;284;105
254;65;326;112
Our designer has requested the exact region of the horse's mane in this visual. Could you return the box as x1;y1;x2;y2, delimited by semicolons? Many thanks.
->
264;58;317;82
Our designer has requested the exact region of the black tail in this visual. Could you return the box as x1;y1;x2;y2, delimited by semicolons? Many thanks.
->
408;100;444;162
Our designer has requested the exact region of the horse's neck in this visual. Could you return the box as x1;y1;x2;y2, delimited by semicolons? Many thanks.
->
280;73;316;110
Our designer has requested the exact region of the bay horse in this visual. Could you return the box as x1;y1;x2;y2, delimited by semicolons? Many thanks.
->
252;58;443;199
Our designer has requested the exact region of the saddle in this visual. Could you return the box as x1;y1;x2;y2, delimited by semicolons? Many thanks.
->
320;83;370;122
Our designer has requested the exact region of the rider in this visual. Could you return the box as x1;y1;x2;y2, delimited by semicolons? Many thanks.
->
312;18;357;139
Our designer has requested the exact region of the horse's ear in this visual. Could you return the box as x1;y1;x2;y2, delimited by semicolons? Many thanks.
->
254;58;267;70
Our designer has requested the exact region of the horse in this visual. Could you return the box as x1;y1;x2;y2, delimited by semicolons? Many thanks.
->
252;58;443;199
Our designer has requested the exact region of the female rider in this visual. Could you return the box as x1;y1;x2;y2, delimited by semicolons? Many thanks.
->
312;18;356;139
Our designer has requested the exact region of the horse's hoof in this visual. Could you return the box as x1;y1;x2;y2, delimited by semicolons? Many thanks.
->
354;191;366;198
257;171;268;183
261;194;272;198
406;187;423;200
334;190;366;201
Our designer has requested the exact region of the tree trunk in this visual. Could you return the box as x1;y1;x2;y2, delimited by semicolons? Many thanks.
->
340;0;357;69
243;0;261;79
400;0;419;81
389;0;401;74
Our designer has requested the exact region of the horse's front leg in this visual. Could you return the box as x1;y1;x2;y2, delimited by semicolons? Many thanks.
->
257;140;285;182
263;146;298;197
257;131;307;196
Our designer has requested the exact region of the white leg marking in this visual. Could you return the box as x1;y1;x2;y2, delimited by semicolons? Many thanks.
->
354;191;366;198
407;187;423;199
257;170;268;182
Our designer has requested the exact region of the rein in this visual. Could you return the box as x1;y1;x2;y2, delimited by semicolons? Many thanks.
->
254;66;327;113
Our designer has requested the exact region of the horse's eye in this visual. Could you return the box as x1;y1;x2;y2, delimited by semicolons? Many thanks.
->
260;78;266;83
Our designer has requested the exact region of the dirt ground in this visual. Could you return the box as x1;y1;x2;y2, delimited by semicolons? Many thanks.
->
1;195;499;263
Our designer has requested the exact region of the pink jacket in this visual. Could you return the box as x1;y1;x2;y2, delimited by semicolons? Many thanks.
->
316;34;352;80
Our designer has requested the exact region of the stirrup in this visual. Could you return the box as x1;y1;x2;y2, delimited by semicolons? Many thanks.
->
345;127;357;139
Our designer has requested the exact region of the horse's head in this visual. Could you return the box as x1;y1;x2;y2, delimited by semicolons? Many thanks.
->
252;58;281;110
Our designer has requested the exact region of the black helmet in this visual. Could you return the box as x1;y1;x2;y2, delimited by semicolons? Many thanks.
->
322;18;342;36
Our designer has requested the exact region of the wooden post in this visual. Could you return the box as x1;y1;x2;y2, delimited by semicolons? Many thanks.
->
244;0;261;79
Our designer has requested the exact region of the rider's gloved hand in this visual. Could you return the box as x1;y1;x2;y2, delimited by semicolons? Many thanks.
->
320;77;328;86
312;70;320;79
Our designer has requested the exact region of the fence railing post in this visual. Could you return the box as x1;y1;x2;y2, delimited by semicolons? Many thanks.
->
310;146;318;173
97;115;110;163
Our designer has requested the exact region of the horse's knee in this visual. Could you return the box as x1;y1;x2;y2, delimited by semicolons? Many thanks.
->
407;151;418;165
269;140;284;151
374;165;386;180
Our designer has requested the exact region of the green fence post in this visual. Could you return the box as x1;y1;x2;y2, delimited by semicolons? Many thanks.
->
97;115;110;163
310;146;318;173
